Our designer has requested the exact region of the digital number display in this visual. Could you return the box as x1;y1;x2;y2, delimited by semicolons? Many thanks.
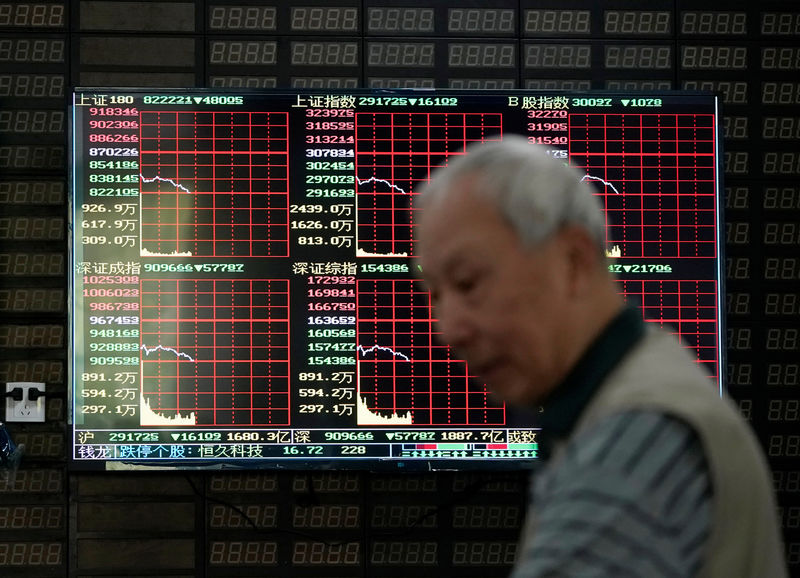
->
604;11;671;35
366;8;433;34
766;367;800;387
371;542;437;565
764;187;800;210
209;6;277;31
448;44;515;68
0;145;64;169
69;89;724;471
452;505;520;528
290;7;358;32
762;47;800;70
291;41;358;66
367;42;432;68
604;45;672;69
452;542;516;565
764;257;800;281
0;109;64;133
371;504;436;528
0;505;63;529
0;360;63;384
209;503;277;528
525;44;591;68
762;82;800;105
0;324;63;348
0;74;64;98
680;12;747;35
0;288;64;313
209;41;277;65
293;504;360;528
0;181;64;204
763;117;800;140
0;216;63;240
0;543;62;566
723;116;749;139
524;10;590;35
209;541;277;565
292;542;359;566
762;13;800;36
764;152;800;175
0;3;65;27
0;38;64;62
448;9;514;34
0;253;64;276
681;46;747;69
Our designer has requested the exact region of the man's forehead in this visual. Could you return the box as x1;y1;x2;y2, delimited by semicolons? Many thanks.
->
419;201;504;272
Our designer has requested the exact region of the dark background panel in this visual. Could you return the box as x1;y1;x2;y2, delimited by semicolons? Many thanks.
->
0;1;797;576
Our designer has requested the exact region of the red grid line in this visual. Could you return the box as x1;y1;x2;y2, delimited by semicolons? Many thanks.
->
569;113;717;259
139;111;290;258
355;112;503;258
140;278;291;427
357;279;505;426
618;279;719;380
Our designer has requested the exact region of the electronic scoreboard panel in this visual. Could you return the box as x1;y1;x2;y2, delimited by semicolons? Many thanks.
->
69;89;723;470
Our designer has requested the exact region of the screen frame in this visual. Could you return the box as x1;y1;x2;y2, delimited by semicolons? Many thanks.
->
68;87;726;472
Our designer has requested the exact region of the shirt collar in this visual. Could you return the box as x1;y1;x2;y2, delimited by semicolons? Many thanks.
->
536;306;646;459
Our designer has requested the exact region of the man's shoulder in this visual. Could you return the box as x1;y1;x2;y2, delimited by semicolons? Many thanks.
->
560;409;702;474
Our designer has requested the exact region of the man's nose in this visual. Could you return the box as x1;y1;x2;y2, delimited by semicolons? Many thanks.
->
434;295;473;350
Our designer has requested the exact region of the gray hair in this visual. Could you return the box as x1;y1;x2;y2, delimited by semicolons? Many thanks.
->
416;136;608;252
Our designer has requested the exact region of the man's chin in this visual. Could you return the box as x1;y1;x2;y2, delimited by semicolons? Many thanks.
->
485;376;536;407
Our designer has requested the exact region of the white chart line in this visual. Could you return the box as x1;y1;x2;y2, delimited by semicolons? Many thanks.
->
356;176;408;194
581;174;620;195
140;174;192;194
140;344;195;362
358;344;411;362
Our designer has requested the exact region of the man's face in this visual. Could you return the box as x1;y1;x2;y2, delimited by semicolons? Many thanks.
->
417;184;574;406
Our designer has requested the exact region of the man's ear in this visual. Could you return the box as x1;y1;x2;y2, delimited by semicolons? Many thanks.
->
559;225;603;295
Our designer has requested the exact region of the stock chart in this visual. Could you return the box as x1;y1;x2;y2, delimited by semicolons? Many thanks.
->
70;89;722;469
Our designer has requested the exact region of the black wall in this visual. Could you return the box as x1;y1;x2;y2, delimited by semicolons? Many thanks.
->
0;1;798;576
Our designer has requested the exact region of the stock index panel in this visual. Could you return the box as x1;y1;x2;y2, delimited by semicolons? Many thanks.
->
70;89;723;470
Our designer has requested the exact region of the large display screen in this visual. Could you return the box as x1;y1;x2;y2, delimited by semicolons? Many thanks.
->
70;89;723;470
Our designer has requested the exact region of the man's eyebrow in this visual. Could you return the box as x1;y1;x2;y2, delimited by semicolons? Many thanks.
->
439;252;472;279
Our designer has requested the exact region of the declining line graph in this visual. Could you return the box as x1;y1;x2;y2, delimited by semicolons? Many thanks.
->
581;174;620;195
140;174;192;194
356;279;505;426
355;112;503;258
355;176;408;195
138;110;290;258
141;343;195;362
358;344;411;362
139;278;291;427
569;113;717;259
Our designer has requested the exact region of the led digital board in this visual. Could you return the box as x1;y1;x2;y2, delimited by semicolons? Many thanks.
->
70;89;723;470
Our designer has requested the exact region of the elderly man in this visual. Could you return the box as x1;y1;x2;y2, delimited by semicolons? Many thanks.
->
415;136;786;577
